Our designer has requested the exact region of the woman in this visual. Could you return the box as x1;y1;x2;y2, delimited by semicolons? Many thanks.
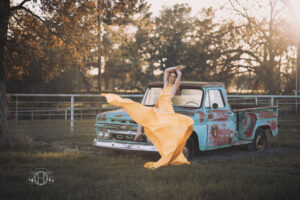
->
102;65;194;169
134;66;181;140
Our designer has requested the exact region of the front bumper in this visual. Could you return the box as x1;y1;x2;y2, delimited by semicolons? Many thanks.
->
93;138;158;152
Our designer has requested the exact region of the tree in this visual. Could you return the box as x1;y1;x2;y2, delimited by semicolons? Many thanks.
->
1;0;18;136
94;0;147;92
228;0;293;94
0;0;147;136
280;0;300;94
183;8;246;84
142;4;248;86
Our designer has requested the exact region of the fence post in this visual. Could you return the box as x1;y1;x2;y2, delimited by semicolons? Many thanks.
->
31;111;33;120
65;108;67;120
255;97;258;105
296;96;298;115
15;95;18;120
71;96;74;131
271;97;274;106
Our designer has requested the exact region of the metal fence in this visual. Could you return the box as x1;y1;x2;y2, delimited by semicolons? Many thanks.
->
6;93;300;123
6;94;143;121
228;95;300;115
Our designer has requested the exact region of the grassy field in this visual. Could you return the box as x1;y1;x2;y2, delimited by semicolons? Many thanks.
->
0;118;300;200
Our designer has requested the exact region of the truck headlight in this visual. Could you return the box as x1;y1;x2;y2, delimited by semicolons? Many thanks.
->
103;130;112;139
97;113;106;121
98;130;104;138
97;129;112;140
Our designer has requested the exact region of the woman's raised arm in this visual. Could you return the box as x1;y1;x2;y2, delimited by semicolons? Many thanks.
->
164;66;177;87
170;70;182;96
164;65;185;87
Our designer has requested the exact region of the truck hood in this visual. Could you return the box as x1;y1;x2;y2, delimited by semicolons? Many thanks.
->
96;107;196;123
96;109;132;122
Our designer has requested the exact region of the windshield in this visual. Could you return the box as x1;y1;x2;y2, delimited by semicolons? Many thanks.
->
143;87;203;108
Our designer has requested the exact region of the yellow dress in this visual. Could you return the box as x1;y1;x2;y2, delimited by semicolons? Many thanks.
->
102;84;194;169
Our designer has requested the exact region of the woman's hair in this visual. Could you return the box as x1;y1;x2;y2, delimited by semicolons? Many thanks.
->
168;71;178;79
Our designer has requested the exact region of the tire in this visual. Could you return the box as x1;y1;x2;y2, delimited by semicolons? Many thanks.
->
249;128;267;151
183;137;195;161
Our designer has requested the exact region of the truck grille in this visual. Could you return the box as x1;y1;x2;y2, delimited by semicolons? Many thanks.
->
96;128;147;143
112;133;147;142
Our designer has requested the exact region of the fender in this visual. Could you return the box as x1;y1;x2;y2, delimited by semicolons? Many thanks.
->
193;124;207;151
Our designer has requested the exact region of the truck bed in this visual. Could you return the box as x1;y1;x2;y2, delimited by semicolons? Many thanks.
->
231;105;278;112
231;105;278;139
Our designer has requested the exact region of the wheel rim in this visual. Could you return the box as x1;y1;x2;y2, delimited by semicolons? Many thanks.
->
256;134;265;151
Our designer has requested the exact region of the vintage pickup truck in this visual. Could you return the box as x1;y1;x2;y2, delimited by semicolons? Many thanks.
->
94;81;278;160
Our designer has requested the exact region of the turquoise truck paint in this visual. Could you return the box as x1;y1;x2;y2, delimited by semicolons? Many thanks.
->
94;82;278;152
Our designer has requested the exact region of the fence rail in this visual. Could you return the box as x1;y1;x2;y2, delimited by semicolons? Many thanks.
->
6;93;300;125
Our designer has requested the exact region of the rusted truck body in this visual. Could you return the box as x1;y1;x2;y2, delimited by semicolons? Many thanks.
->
94;81;278;159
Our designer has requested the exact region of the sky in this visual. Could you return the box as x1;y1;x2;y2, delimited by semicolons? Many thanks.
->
148;0;223;16
13;0;300;22
147;0;300;22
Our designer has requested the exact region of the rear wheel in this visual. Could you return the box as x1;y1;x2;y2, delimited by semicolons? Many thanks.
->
183;137;194;161
250;128;267;151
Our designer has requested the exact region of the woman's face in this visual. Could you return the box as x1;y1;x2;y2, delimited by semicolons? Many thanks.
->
168;72;176;84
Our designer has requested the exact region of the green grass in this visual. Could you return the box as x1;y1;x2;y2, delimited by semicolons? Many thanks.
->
0;119;299;200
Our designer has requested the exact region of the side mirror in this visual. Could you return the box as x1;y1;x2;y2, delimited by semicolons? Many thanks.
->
212;103;218;109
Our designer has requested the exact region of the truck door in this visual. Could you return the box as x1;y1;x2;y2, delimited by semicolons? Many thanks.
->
204;89;235;148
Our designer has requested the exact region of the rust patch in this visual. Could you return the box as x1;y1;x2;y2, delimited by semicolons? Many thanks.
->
196;111;205;122
211;118;228;122
259;111;277;119
242;113;257;138
210;110;230;121
209;127;232;146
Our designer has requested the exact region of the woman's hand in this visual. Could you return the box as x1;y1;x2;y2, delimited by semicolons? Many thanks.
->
176;65;186;71
164;65;185;87
134;124;144;141
134;129;143;141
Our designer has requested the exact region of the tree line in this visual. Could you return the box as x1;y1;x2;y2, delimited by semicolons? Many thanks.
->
0;0;299;134
4;0;299;95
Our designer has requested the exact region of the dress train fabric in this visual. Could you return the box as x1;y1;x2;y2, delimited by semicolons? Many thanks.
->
102;84;194;169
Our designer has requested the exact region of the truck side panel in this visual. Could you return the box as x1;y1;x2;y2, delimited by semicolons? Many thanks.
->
206;110;235;148
237;107;278;140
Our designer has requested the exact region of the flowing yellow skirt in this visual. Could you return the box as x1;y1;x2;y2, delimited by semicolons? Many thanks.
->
102;93;194;169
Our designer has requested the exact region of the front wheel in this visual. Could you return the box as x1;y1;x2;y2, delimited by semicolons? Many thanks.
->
183;137;194;161
249;128;267;151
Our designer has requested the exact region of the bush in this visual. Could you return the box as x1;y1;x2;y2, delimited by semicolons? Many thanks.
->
0;124;33;151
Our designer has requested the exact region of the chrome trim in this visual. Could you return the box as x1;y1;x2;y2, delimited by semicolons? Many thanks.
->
141;88;149;104
93;139;157;152
105;129;143;135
